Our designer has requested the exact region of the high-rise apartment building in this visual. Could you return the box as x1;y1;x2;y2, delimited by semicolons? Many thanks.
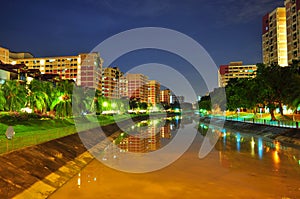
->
160;89;171;105
0;46;34;82
0;47;10;64
148;80;160;106
262;7;288;67
102;66;122;99
218;61;257;87
126;73;149;103
170;94;185;104
285;0;300;63
118;75;128;99
3;47;103;90
80;53;102;90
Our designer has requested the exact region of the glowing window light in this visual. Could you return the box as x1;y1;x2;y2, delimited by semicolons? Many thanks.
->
40;59;45;65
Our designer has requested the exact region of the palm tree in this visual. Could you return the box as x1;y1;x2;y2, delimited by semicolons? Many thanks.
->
2;80;27;111
27;79;50;113
0;87;6;111
50;93;72;118
50;80;74;118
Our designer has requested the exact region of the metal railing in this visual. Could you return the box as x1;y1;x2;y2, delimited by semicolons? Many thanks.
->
218;116;299;129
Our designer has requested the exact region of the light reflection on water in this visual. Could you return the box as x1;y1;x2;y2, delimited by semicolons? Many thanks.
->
199;122;300;173
97;117;300;174
50;116;300;199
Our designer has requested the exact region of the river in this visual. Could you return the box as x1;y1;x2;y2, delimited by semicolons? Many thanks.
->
49;116;300;199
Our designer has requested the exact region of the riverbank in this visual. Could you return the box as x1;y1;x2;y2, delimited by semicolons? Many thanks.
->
200;117;300;147
0;115;149;199
0;113;152;154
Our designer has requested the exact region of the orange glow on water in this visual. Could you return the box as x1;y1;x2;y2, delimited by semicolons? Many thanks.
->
275;141;280;152
273;151;280;165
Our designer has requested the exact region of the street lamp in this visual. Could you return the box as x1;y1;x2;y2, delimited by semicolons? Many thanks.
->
103;101;108;111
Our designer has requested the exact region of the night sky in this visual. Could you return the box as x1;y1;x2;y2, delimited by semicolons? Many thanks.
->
0;0;284;98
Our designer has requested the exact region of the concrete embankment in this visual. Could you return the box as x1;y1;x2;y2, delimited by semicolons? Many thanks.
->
0;115;148;199
200;117;300;147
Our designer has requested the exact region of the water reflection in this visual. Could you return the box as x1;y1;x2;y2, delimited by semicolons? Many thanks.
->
50;117;300;199
250;137;255;157
258;137;263;159
115;117;187;153
236;132;241;152
77;117;196;187
109;118;300;173
198;123;300;171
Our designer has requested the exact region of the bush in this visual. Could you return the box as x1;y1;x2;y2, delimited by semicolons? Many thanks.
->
0;112;53;124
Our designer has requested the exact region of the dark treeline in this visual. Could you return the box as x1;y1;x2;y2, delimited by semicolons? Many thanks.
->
199;61;300;120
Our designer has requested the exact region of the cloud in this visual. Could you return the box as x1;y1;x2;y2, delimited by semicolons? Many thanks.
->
211;0;283;25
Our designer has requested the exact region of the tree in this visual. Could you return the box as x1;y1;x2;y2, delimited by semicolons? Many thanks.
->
255;63;279;120
139;102;148;110
2;80;27;111
161;102;171;110
198;95;211;111
225;78;259;113
283;63;300;113
50;80;74;117
50;94;72;117
129;97;139;109
27;79;50;113
254;63;297;120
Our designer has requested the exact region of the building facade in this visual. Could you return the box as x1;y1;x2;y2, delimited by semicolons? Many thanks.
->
218;61;257;87
126;73;149;103
0;47;11;82
160;89;171;105
285;0;300;63
262;7;288;67
5;47;103;89
147;80;160;106
118;75;128;99
0;46;34;82
80;53;102;90
102;67;122;99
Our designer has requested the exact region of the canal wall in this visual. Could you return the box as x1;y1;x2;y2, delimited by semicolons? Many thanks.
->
200;117;300;147
0;115;149;199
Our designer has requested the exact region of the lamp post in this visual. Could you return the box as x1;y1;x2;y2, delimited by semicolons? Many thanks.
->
103;101;108;111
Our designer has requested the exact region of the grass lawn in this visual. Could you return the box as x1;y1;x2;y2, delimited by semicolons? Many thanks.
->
0;112;143;154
